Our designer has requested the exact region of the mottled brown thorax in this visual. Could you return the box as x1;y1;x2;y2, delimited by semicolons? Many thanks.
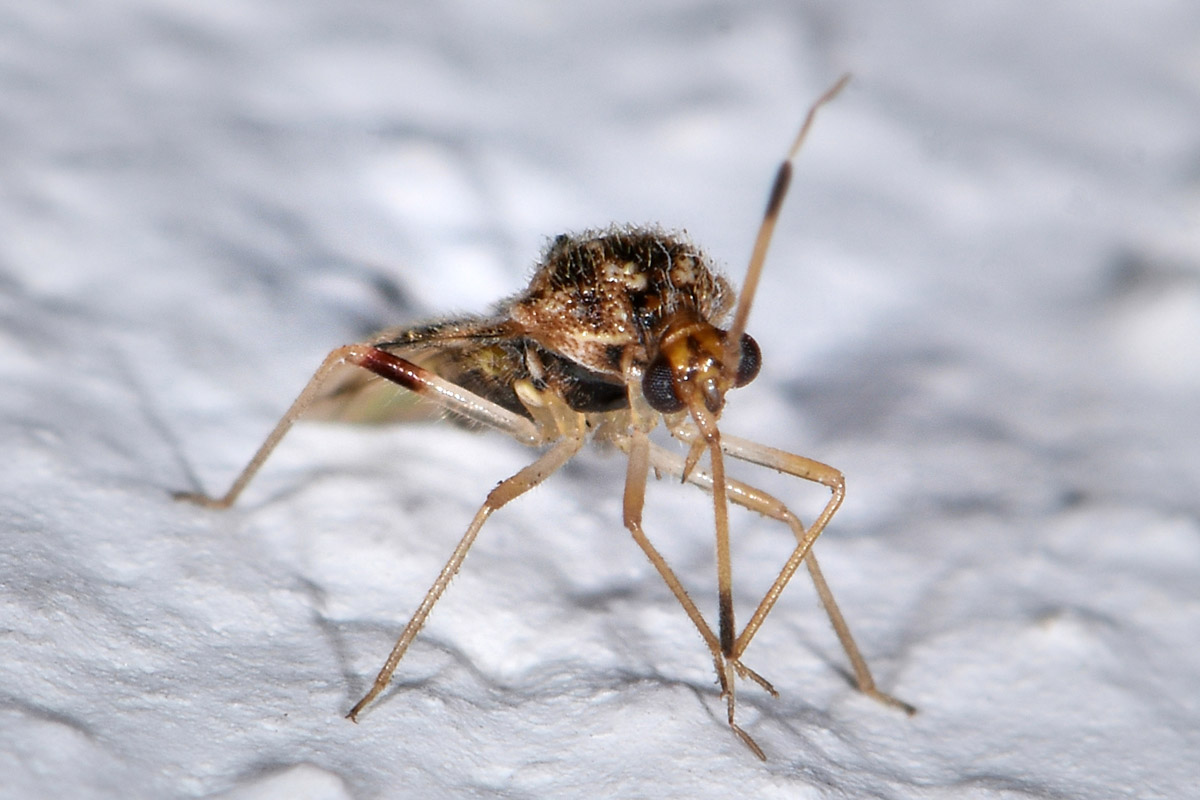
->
505;228;734;378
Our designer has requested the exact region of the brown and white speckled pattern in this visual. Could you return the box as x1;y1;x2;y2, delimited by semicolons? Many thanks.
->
509;227;734;376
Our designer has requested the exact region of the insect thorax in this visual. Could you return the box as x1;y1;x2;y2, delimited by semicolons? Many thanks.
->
506;228;735;379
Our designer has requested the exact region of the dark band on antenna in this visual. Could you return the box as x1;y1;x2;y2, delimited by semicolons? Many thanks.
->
764;161;793;223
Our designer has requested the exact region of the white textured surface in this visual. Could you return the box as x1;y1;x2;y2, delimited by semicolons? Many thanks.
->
2;2;1199;798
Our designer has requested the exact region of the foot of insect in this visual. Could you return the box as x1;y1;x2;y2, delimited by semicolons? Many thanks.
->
715;654;912;759
173;490;231;509
861;684;917;716
345;691;374;723
715;654;776;760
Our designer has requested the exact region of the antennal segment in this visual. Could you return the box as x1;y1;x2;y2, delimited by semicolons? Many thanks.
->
725;74;852;354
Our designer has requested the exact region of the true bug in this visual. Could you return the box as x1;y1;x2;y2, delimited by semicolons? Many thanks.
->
178;75;912;759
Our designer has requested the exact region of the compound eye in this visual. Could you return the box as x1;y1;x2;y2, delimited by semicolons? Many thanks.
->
642;355;685;413
733;333;761;387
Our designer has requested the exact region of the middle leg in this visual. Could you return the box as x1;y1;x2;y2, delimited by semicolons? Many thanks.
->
347;432;584;720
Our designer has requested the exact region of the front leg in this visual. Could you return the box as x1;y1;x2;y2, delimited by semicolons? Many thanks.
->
614;425;775;759
646;434;914;715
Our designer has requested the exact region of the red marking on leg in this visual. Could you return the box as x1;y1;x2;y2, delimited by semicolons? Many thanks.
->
349;347;428;393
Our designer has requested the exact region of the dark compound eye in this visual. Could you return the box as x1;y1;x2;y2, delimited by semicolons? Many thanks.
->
733;333;761;387
642;355;685;413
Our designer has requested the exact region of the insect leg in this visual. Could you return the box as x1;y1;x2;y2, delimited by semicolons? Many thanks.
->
176;343;542;508
715;435;844;658
347;431;584;720
647;436;913;713
622;429;721;656
617;427;765;759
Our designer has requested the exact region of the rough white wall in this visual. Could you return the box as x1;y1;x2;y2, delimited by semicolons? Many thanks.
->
2;2;1198;797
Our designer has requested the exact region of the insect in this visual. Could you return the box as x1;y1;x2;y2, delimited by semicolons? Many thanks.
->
177;75;912;759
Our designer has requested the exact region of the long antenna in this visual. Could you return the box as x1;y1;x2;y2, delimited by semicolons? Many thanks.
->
725;74;851;353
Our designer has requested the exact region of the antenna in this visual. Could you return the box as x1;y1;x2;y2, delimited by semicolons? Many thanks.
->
725;74;852;354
